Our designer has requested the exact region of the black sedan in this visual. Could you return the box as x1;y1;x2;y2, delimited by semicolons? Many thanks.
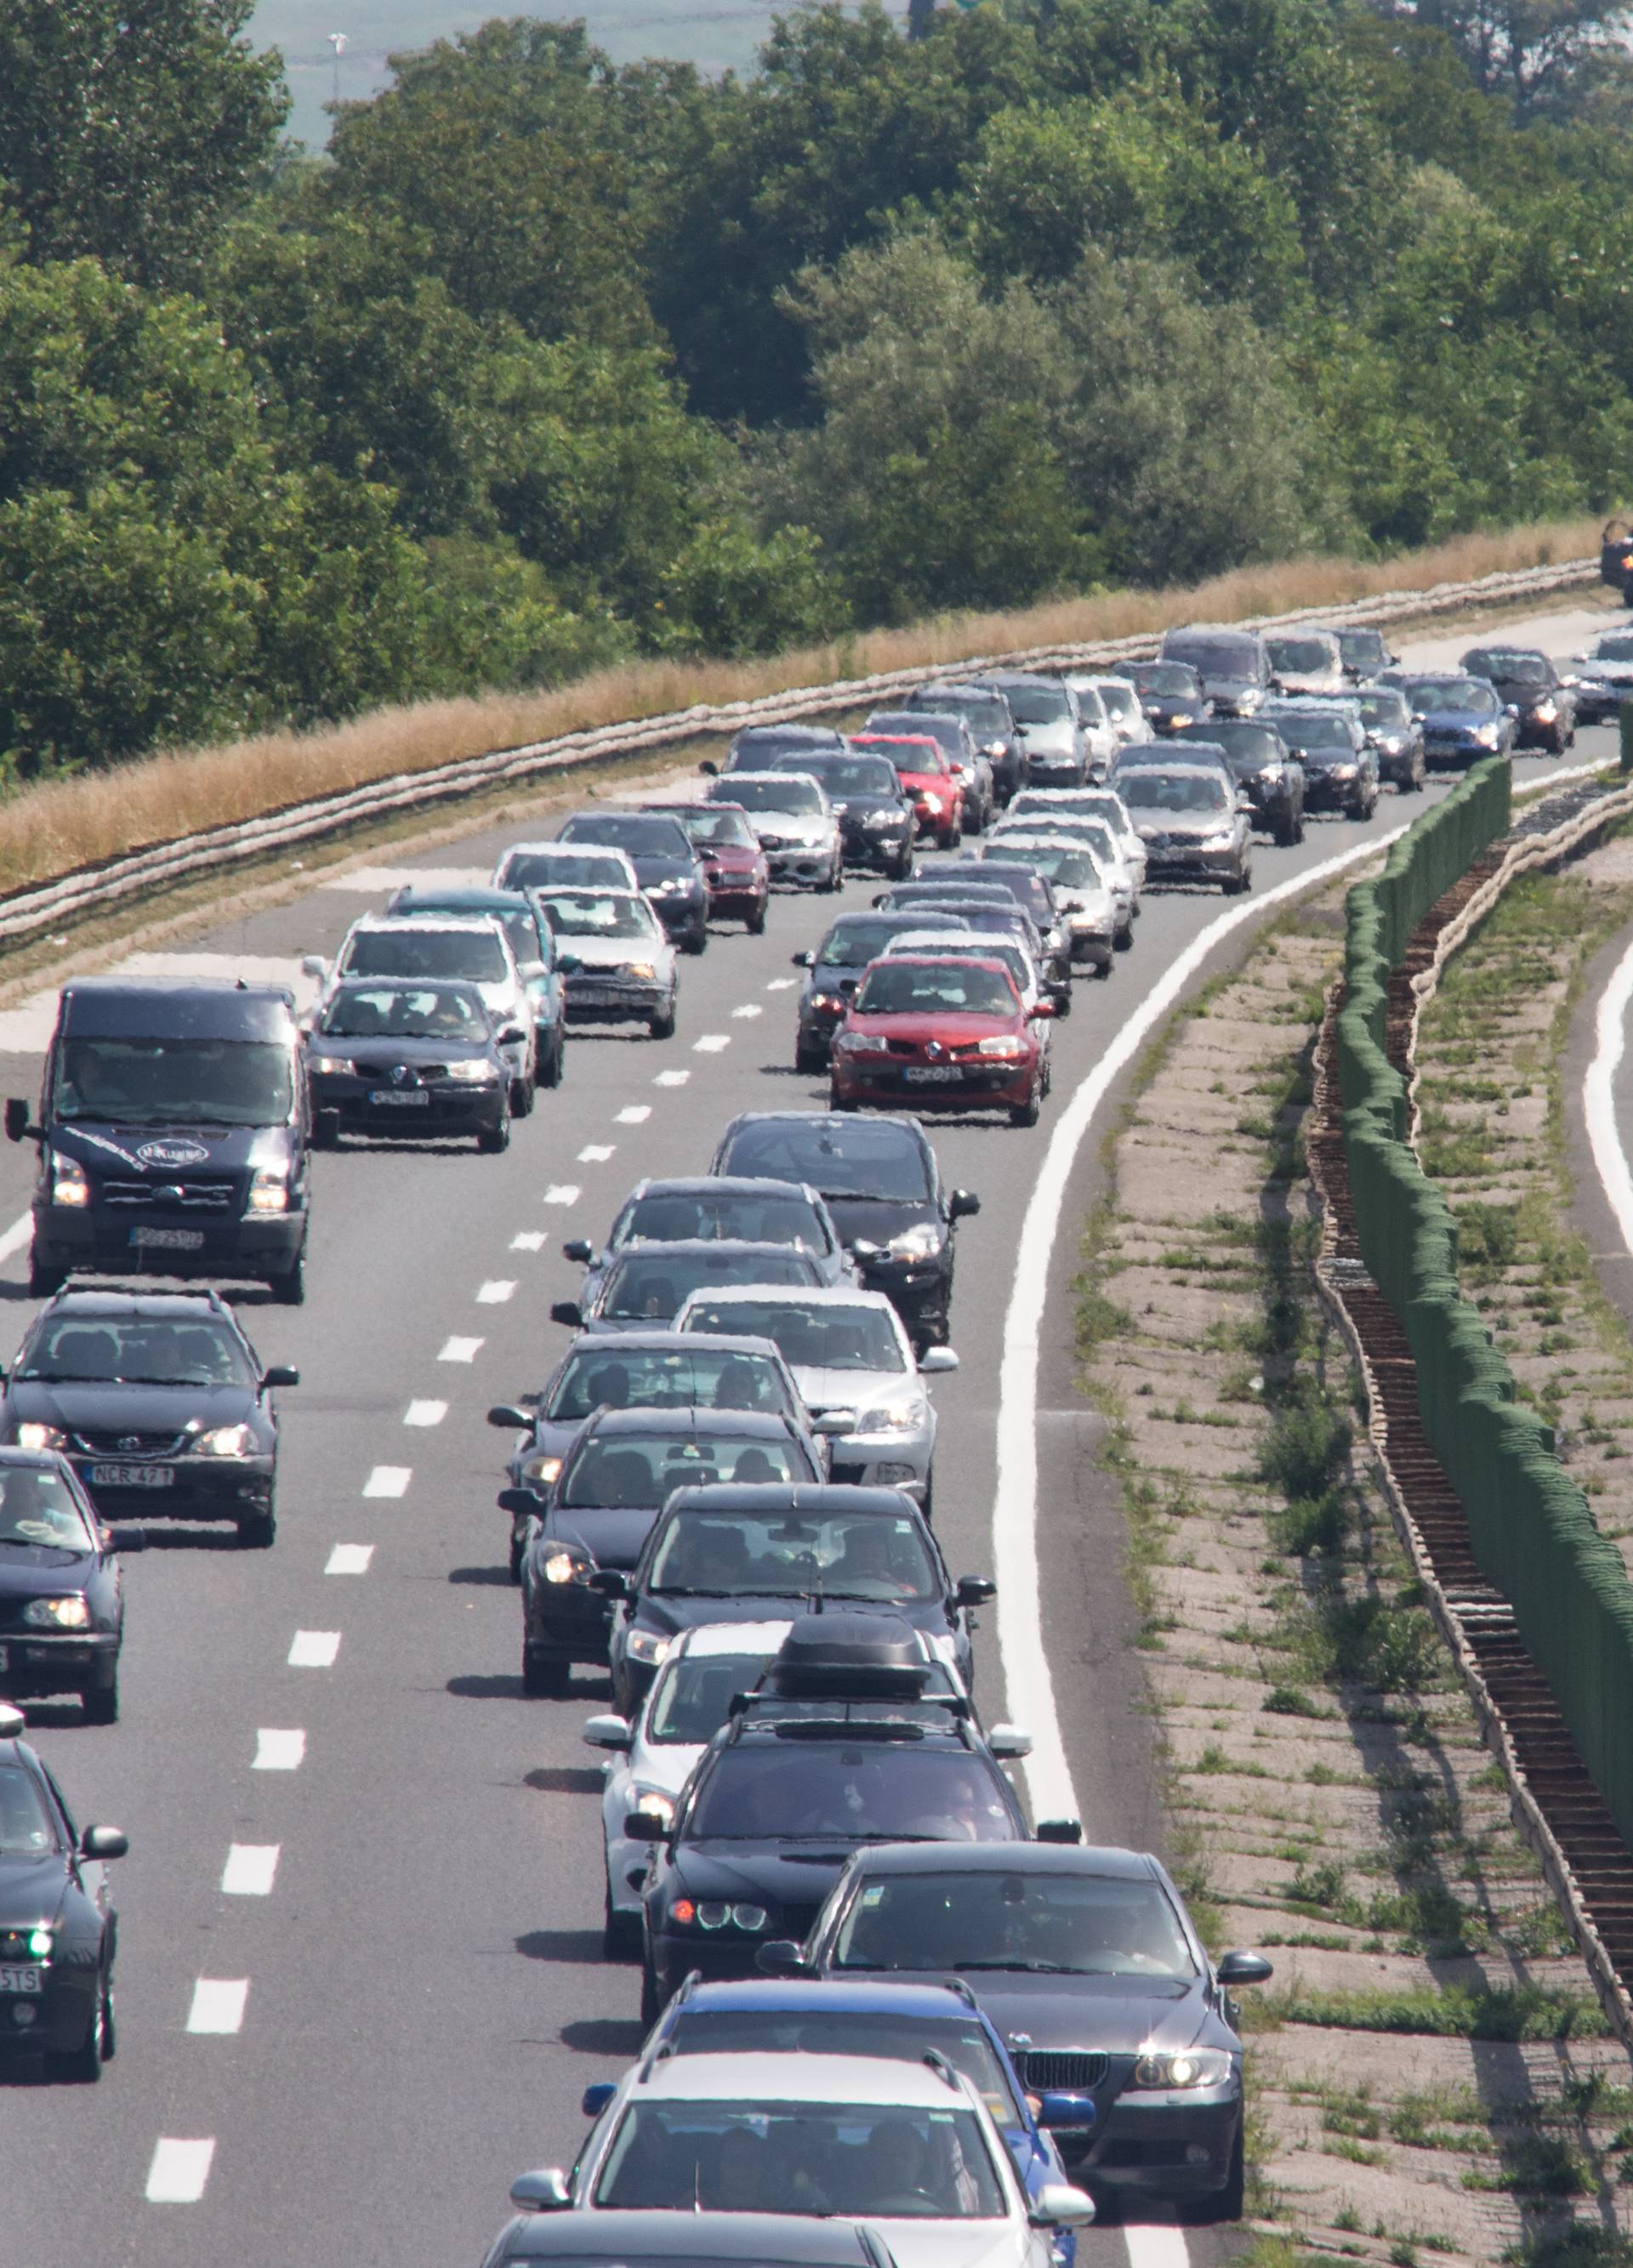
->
558;811;709;953
1260;700;1379;814
305;980;515;1150
708;1113;979;1350
602;1481;993;1717
765;751;916;878
1;1289;296;1549
0;1702;126;2077
1130;662;1209;735
792;914;968;1072
1169;719;1305;844
563;1176;855;1313
0;1456;128;1722
780;1842;1273;2219
1459;645;1577;753
515;1411;822;1694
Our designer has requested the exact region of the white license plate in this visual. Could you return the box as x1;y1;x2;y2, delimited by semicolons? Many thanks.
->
90;1464;174;1488
906;1066;963;1083
0;1968;41;1993
131;1226;204;1251
367;1089;430;1106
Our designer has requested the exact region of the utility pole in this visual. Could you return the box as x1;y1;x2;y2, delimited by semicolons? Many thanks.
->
327;31;348;107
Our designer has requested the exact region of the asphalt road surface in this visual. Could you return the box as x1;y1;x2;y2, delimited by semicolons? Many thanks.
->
0;605;1611;2268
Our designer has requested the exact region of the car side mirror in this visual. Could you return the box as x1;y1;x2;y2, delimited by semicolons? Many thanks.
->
1215;1950;1274;1987
623;1810;666;1842
487;1404;533;1430
509;2168;571;2213
987;1724;1033;1759
261;1365;300;1390
81;1826;128;1860
948;1189;981;1219
562;1239;595;1265
811;1410;856;1436
498;1486;542;1518
1031;1000;1056;1020
919;1347;959;1375
791;950;814;968
549;1301;583;1328
1037;2091;1096;2130
590;1569;629;1599
955;1574;997;1606
1035;1817;1084;1845
756;1939;809;1976
299;953;328;978
581;2082;617;2118
699;759;720;776
498;1026;526;1047
4;1098;32;1144
851;1239;882;1263
582;1714;633;1752
1030;2183;1095;2229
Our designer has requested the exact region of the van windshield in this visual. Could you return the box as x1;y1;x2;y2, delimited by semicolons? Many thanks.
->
54;1038;294;1128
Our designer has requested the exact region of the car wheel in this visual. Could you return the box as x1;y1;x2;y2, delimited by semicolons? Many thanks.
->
683;923;708;955
1010;1082;1041;1128
539;1033;565;1089
1114;922;1134;951
1183;2128;1246;2223
509;1076;534;1119
829;1086;856;1111
640;1945;663;2026
508;1532;524;1584
82;1668;119;1723
890;845;914;880
522;1645;572;1698
478;1113;511;1155
236;1506;276;1550
28;1251;66;1299
1051;986;1072;1020
1273;813;1298;846
747;903;767;935
51;1976;110;2083
1094;957;1113;979
648;1003;677;1040
795;1038;827;1076
603;1878;640;1962
268;1249;305;1306
922;1469;935;1521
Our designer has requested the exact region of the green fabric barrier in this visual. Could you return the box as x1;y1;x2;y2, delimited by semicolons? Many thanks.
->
1338;756;1633;1853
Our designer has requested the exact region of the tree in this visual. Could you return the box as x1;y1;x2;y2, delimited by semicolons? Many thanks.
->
0;0;287;286
1367;0;1633;120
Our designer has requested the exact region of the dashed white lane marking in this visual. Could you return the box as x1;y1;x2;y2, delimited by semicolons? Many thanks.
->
654;1069;690;1087
476;1279;515;1305
325;1545;373;1576
362;1465;411;1498
543;1183;582;1205
0;1212;31;1265
287;1629;341;1668
731;1003;763;1020
1124;2225;1190;2268
187;1979;248;2035
439;1336;483;1363
765;978;796;991
1585;926;1633;1261
221;1845;279;1896
146;2138;215;2203
253;1730;304;1771
511;1231;546;1252
403;1399;447;1426
616;1104;651;1123
578;1143;616;1162
693;1034;731;1053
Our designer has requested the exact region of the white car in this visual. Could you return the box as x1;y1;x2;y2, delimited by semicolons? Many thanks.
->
708;772;843;890
981;834;1119;968
534;886;679;1038
1057;677;1119;778
672;1281;954;1509
1007;787;1147;899
583;1621;792;1955
998;810;1138;933
1069;674;1144;747
303;915;538;1101
491;840;639;894
520;2049;1094;2266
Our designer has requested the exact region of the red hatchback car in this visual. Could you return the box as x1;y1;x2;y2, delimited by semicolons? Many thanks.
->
654;802;771;934
852;733;964;850
829;953;1053;1127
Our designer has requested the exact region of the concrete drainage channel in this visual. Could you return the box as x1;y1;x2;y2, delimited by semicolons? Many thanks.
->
1310;768;1633;2051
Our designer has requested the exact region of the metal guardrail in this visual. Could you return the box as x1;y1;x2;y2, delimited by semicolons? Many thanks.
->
0;554;1598;950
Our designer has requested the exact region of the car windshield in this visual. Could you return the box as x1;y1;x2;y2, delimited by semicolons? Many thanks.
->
1336;630;1385;667
668;2009;1025;2125
538;893;657;941
0;1467;94;1553
674;808;758;848
722;778;824;816
984;843;1096;887
600;1249;819;1323
615;1191;828;1254
1165;637;1256;676
1356;691;1409;730
856;737;948;777
53;1037;293;1128
594;2098;1008;2218
680;1299;907;1373
320;985;488;1042
1596;636;1633;662
342;929;506;983
891;937;1030;990
691;1743;1012;1844
0;1763;59;1856
1272;713;1353;751
855;963;1016;1018
718;1120;932;1203
793;759;901;799
564;816;691;857
834;1868;1199;1979
497;849;626;890
1177;720;1283;766
999;685;1069;724
1410;678;1499;714
1067;683;1106;722
648;1509;938;1600
817;918;939;969
562;1430;804;1508
549;1346;793;1422
398;904;539;969
647;1651;778;1744
19;1314;254;1386
912;690;1010;735
1119;773;1232;814
1095;682;1139;719
1135;665;1198;696
1465;651;1547;684
731;730;839;765
1267;638;1334;673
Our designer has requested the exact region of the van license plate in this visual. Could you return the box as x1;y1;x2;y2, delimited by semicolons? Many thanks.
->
0;1967;41;1993
131;1226;205;1251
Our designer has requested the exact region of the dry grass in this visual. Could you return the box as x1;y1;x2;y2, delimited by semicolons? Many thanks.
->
0;515;1600;902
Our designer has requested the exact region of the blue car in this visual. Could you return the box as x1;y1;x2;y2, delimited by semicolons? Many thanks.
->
1391;674;1517;772
585;1975;1090;2262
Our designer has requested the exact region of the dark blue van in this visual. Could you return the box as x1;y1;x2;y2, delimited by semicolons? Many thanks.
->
6;980;313;1304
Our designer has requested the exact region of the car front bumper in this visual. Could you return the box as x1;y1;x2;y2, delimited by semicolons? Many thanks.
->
1055;2088;1240;2197
309;1071;506;1134
0;1627;119;1698
834;1058;1037;1111
1138;840;1245;881
0;1960;103;2055
563;974;674;1023
839;821;913;869
70;1450;276;1524
35;1203;305;1281
760;840;836;884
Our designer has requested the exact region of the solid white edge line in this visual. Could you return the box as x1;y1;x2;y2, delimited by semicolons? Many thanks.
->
1585;926;1633;1259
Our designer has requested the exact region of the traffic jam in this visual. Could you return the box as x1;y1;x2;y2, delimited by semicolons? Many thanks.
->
0;623;1590;2265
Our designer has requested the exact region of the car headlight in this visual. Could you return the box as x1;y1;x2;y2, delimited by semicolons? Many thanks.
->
1130;2049;1235;2091
308;1053;354;1075
26;1926;53;1959
651;877;684;893
247;1166;288;1215
446;1059;498;1083
48;1152;89;1208
833;1032;877;1054
625;1629;671;1665
863;809;902;829
23;1595;91;1629
859;1398;929;1434
538;1543;590;1585
13;1423;66;1451
886;1223;944;1262
1475;723;1501;747
624;962;657;982
194;1423;253;1458
1201;830;1239;848
521;1452;564;1489
672;1899;770;1932
809;992;846;1014
629;1785;675;1827
1531;699;1556;722
975;1036;1027;1058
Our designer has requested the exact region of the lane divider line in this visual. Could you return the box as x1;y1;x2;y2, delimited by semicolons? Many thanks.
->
731;1004;763;1020
252;1729;304;1771
578;1143;616;1162
654;1070;690;1087
186;1979;248;2036
146;2138;215;2204
287;1629;341;1668
362;1465;411;1498
693;1034;731;1053
1584;926;1633;1259
403;1399;447;1426
476;1280;515;1305
765;979;796;992
325;1545;373;1576
543;1183;582;1204
439;1336;483;1363
0;1213;30;1264
615;1105;651;1124
221;1845;279;1896
511;1231;546;1252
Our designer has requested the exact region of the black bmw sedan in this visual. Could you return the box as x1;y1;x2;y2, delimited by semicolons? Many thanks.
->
304;980;515;1150
0;1455;128;1721
1;1288;297;1549
0;1701;126;2078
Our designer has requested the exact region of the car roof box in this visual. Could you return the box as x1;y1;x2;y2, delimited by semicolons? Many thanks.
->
763;1613;929;1700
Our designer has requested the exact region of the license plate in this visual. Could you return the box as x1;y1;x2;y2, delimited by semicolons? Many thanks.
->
367;1089;430;1107
130;1226;204;1251
0;1968;41;1994
573;986;625;1003
89;1464;174;1487
906;1066;963;1083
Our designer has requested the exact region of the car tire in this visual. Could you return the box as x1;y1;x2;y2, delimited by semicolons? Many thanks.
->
640;1946;663;2026
538;1033;565;1089
603;1879;640;1962
795;1038;827;1077
1273;813;1298;846
82;1668;119;1724
922;1469;935;1521
509;1532;524;1584
1184;2127;1246;2223
1094;957;1113;979
478;1113;511;1155
51;1976;110;2084
683;924;708;955
28;1251;66;1299
522;1645;572;1698
268;1248;306;1306
1114;922;1135;951
1010;1080;1042;1128
829;1086;856;1111
747;904;767;935
237;1505;276;1549
649;1003;677;1041
509;1076;535;1119
1052;986;1072;1020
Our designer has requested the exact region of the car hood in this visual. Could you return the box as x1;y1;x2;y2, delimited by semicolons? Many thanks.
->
635;1593;951;1645
754;815;832;843
1584;658;1633;679
629;854;701;887
541;1505;662;1567
788;1363;900;1414
822;1195;942;1251
618;1741;703;1799
1418;707;1499;730
891;1969;1205;2053
0;1855;66;1930
6;1382;254;1436
562;935;669;971
844;1012;1023;1045
1274;672;1343;696
699;846;765;873
674;1839;868;1909
1290;745;1358;770
871;2224;1033;2268
310;1037;495;1068
1192;672;1259;702
831;793;908;820
1021;723;1078;755
1134;810;1238;840
0;1543;99;1597
48;1123;288;1175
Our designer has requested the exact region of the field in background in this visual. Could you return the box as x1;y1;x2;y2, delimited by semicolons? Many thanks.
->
0;515;1602;905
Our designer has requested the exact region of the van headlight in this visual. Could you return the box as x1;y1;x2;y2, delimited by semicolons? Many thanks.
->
14;1423;67;1451
48;1152;89;1208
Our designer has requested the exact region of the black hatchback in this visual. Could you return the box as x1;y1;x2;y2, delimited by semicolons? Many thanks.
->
0;1702;126;2078
305;980;515;1150
0;1456;128;1722
1;1288;297;1549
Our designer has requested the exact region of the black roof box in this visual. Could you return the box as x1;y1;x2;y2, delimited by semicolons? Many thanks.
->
762;1613;930;1700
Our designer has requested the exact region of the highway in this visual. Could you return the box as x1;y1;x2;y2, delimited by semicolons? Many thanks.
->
0;603;1611;2268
